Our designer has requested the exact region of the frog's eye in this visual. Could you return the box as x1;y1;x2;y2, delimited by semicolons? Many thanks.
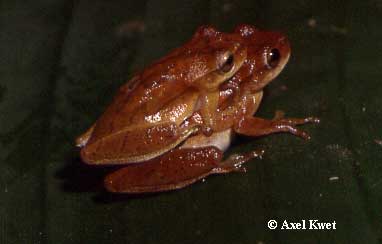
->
266;48;280;68
219;53;235;73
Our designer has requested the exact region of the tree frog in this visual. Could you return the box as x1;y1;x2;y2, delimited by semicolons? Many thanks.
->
76;24;319;193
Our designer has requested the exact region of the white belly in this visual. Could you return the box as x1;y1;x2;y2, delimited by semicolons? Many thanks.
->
179;129;233;152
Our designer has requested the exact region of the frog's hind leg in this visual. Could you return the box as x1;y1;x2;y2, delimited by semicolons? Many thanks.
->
104;147;224;193
212;149;264;174
80;123;197;165
104;146;264;193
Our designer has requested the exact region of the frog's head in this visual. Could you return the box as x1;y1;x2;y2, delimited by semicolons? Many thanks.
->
158;25;248;92
229;24;291;91
143;25;289;94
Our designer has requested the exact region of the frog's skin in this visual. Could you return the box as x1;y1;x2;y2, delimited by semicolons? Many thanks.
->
76;24;319;193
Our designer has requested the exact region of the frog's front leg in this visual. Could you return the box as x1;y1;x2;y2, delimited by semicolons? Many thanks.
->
104;146;262;193
198;91;220;136
234;114;320;139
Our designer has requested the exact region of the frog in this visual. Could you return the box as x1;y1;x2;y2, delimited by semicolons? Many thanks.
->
76;24;319;193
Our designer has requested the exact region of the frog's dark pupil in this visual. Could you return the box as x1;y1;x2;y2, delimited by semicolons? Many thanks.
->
226;55;234;66
267;48;280;68
221;54;234;72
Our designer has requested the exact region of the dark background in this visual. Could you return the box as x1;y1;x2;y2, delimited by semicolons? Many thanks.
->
1;0;381;243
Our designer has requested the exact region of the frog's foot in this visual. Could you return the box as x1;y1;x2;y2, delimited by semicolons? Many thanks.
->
235;115;320;140
212;149;264;174
270;116;320;139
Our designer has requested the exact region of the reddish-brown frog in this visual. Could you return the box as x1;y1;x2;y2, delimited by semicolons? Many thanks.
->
76;24;319;193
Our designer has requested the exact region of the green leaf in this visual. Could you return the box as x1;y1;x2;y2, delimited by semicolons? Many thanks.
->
1;1;381;243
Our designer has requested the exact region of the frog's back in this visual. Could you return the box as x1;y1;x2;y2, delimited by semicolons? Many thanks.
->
88;75;187;140
77;25;242;164
79;70;201;165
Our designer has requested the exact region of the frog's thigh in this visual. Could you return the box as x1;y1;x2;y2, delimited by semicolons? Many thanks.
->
104;147;224;193
81;122;195;165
